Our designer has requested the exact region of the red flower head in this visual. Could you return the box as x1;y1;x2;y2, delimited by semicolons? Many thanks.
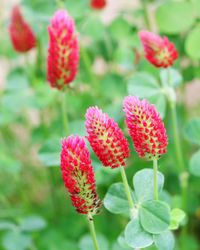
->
85;106;130;169
60;135;101;215
123;96;168;160
90;0;106;10
47;10;79;90
9;6;36;53
138;30;178;68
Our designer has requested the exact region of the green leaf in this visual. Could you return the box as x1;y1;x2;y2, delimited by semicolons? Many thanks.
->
109;18;132;43
160;68;183;88
185;27;200;59
81;16;105;41
125;218;153;248
169;208;186;230
104;183;134;215
0;153;22;174
2;231;32;250
192;0;200;18
38;137;61;167
139;200;170;234
133;169;164;202
19;215;47;232
148;94;166;119
128;72;160;98
79;234;109;250
117;233;133;250
189;150;200;177
0;221;16;231
154;230;175;250
6;71;29;91
127;72;166;118
155;1;195;34
184;118;200;145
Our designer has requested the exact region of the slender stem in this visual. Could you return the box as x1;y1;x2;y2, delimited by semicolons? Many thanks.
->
169;103;185;172
87;214;100;250
55;0;64;8
35;38;43;77
61;92;69;136
120;166;134;209
140;0;151;30
153;159;158;200
81;48;99;94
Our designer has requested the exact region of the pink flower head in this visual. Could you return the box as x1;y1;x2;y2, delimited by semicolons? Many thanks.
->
138;30;178;68
9;6;36;53
60;135;101;215
47;10;79;90
90;0;106;9
85;106;130;169
123;96;168;160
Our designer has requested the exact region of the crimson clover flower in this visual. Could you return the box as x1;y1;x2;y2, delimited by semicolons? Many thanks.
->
123;96;168;160
139;30;178;68
60;135;102;215
85;106;130;169
9;6;36;53
90;0;106;10
47;10;79;90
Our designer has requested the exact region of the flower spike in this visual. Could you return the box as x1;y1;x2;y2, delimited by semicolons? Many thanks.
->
85;106;130;169
139;30;178;68
9;6;36;53
90;0;106;10
60;135;101;215
47;10;79;90
123;96;168;160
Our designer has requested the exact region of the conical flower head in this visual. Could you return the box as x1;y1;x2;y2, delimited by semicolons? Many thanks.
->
60;135;101;215
123;96;168;160
85;107;130;169
139;30;178;68
9;6;36;53
47;10;79;90
90;0;106;9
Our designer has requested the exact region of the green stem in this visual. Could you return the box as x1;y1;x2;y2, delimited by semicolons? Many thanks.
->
81;48;99;94
153;159;158;200
87;214;100;250
35;38;43;77
120;166;134;209
55;0;64;8
61;92;69;136
170;103;185;172
140;0;151;30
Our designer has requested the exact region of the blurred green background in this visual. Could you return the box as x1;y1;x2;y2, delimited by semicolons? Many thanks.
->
0;0;200;249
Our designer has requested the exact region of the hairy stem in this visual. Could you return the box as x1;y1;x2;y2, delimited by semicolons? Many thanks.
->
140;0;151;30
120;166;134;209
153;159;158;200
61;92;69;136
87;214;100;250
170;103;185;172
81;48;99;94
